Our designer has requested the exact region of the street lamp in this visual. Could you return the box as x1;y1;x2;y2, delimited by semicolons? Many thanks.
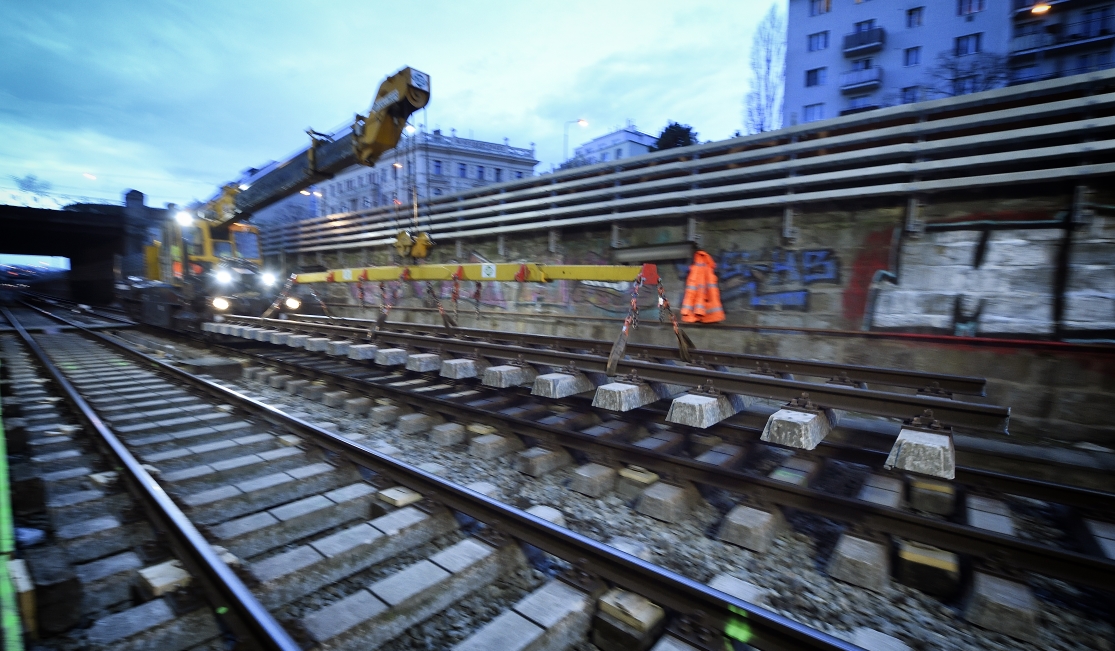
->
563;118;588;163
1031;3;1050;14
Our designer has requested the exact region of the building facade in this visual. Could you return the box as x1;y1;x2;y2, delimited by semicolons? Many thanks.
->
1008;0;1115;83
785;0;1014;124
318;129;537;217
785;0;1114;125
562;123;657;169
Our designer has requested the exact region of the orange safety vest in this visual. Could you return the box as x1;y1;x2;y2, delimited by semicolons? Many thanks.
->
680;250;725;323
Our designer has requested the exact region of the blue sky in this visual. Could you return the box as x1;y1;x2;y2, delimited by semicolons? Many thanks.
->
1;0;778;208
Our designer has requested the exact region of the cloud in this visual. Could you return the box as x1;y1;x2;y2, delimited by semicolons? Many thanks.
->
0;0;778;206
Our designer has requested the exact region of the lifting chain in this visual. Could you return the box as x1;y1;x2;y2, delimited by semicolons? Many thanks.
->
374;280;394;333
657;279;694;363
259;272;297;319
425;281;457;331
606;275;644;375
451;269;462;323
304;285;335;323
473;281;482;318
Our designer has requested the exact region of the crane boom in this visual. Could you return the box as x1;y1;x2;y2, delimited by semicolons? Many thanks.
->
204;66;430;227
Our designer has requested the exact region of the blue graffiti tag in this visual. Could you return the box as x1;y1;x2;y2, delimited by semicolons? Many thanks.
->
677;248;839;311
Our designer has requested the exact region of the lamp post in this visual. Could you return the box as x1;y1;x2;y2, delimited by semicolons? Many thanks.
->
563;118;588;163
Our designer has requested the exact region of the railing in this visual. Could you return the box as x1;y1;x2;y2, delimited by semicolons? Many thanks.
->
260;69;1115;256
1011;19;1115;53
839;66;883;91
843;27;885;54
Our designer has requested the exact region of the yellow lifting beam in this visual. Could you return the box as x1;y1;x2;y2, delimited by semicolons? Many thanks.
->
294;263;660;285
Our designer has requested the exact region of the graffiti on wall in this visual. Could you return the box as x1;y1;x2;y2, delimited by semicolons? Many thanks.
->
677;248;841;311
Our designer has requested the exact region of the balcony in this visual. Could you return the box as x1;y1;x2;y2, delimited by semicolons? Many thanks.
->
840;66;883;93
1010;19;1115;56
843;27;886;55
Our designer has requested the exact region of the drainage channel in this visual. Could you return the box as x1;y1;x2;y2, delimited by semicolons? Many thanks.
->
6;307;853;650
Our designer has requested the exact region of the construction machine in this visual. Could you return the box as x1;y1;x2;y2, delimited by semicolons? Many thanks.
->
121;66;431;330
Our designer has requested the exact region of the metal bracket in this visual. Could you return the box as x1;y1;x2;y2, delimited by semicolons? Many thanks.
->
611;223;625;249
686;217;701;244
1073;184;1095;225
548;228;561;254
497;234;506;257
667;612;725;651
557;565;607;598
917;381;954;400
781;206;798;243
905;195;925;234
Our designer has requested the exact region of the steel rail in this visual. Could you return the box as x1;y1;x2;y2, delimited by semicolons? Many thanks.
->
1;307;300;651
268;314;987;396
210;342;1115;592
23;309;855;651
217;315;1009;432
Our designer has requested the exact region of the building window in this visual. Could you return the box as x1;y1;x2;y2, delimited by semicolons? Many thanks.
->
904;47;921;66
433;160;442;175
808;31;830;51
805;67;827;86
957;0;984;16
476;165;485;180
362;196;371;208
907;7;924;27
515;171;524;179
495;168;502;182
1083;7;1113;38
601;153;608;162
433;188;442;196
809;0;830;16
346;180;354;191
852;57;873;71
955;33;982;56
954;76;977;95
615;148;623;159
458;163;467;178
854;19;876;33
901;86;921;104
803;103;825;122
392;166;397;180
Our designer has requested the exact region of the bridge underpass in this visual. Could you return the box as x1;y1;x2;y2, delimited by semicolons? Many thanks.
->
0;205;125;304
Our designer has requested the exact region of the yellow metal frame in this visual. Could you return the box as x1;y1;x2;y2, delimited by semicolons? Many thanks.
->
294;263;660;285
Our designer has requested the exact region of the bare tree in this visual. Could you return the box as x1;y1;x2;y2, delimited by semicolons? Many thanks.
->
11;174;52;195
743;5;786;134
925;50;1010;98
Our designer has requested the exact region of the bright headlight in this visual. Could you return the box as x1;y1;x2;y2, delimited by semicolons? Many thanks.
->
284;297;301;310
212;297;231;311
261;272;277;287
215;270;233;284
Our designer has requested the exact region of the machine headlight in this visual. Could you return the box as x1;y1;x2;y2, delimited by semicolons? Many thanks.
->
261;272;277;287
284;297;301;310
212;297;231;311
215;270;233;284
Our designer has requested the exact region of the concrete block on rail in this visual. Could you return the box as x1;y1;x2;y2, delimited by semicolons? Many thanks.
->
482;364;537;388
665;393;747;429
322;390;351;408
201;322;217;333
635;482;696;524
348;344;379;360
760;408;832;450
616;466;658;501
374;348;409;366
369;404;404;424
429;422;466;446
305;337;330;352
884;428;955;480
258;329;281;342
405;353;441;372
285;378;310;395
718;504;785;554
254;369;279;385
454;579;593;651
268;374;292;390
343;397;374;415
470;433;523;459
571;463;616;498
532;372;596;399
592;382;658;412
328;340;351;356
593;588;665;651
269;331;291;345
396;412;443;435
516;446;573;477
287;334;309;348
526;504;566;526
827;533;890;592
965;572;1039;642
439;358;488;379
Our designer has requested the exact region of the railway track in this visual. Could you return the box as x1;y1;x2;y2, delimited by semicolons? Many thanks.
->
2;302;863;650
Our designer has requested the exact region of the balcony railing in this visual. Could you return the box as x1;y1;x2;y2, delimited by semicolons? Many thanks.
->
1010;19;1115;54
840;66;883;92
843;27;886;55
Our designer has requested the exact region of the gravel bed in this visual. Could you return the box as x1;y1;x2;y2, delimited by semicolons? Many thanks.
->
134;339;1115;650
